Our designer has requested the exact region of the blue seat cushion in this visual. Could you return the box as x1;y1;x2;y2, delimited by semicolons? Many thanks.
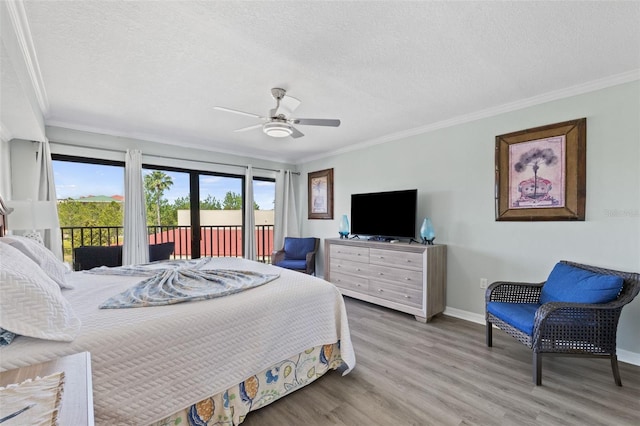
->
283;237;316;260
540;263;624;305
275;259;307;271
487;302;540;336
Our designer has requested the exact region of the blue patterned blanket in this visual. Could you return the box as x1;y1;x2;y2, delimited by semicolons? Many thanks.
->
95;259;279;309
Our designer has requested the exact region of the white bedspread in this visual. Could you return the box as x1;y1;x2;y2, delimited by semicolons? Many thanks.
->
0;258;356;425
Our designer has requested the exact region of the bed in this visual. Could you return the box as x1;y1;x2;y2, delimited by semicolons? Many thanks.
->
0;235;356;425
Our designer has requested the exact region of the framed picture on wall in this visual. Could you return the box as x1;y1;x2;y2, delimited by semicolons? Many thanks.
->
495;118;586;221
308;168;334;219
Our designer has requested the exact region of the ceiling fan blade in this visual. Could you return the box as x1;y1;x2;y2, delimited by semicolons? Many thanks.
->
234;124;263;133
214;106;263;119
293;118;341;127
290;126;304;139
281;95;301;114
270;95;301;117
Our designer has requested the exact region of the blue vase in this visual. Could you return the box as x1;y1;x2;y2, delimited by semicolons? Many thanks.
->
420;217;435;245
339;215;349;239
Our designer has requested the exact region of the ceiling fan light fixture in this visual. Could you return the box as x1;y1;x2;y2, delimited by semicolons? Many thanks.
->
263;122;293;138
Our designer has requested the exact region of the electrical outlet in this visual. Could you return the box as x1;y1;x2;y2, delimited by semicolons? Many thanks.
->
480;278;488;289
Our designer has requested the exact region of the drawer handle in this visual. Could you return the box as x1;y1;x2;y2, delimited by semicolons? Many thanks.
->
356;283;361;287
378;272;384;275
357;253;361;256
405;277;411;281
356;268;361;271
404;295;411;299
377;288;384;292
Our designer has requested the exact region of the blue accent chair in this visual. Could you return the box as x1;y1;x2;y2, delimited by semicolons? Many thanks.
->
272;237;320;275
486;260;639;386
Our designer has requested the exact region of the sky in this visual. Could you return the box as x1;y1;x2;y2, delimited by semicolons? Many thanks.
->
53;160;276;210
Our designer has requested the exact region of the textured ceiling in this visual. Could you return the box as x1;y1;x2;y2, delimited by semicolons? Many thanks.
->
9;1;640;163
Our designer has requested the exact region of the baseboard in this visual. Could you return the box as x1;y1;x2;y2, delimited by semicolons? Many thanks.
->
443;306;640;367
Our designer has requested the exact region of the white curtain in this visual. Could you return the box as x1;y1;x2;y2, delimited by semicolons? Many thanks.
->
0;138;11;202
243;165;257;260
274;170;300;250
36;140;63;260
123;149;149;265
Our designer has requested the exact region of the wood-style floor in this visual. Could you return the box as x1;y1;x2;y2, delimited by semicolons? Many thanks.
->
243;297;640;426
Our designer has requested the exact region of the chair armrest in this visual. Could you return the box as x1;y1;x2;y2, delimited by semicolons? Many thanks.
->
532;301;625;351
305;251;317;275
272;249;285;265
485;281;544;304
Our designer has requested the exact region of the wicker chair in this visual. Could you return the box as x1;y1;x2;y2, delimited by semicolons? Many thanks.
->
486;260;640;386
272;237;320;275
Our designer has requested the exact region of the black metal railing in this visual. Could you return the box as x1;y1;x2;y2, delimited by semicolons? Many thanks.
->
60;225;275;265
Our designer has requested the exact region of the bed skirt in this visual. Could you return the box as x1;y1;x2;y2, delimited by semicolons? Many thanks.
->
150;341;344;426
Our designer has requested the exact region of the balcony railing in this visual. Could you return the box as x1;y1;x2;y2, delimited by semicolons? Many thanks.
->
60;225;275;265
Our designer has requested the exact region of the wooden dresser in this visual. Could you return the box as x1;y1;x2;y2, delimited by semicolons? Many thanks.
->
325;238;446;322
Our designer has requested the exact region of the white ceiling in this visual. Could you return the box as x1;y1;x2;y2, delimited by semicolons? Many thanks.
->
5;1;640;163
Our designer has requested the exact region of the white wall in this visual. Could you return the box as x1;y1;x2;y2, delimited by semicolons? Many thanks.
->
299;80;640;360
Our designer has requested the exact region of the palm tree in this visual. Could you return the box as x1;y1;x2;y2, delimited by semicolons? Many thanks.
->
144;171;173;226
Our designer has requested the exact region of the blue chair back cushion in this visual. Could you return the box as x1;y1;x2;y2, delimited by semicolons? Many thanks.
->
487;302;540;336
539;263;624;305
283;237;316;260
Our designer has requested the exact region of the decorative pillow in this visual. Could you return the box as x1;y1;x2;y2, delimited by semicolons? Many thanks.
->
0;235;72;289
540;262;624;305
0;243;81;342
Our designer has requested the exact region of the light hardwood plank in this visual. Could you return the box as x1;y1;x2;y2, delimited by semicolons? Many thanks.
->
243;298;640;426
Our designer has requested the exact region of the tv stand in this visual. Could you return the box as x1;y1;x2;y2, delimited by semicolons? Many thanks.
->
325;238;447;322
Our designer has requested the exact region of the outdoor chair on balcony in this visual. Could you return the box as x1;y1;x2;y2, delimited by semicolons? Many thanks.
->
73;245;122;271
486;260;640;386
272;237;320;275
74;242;175;270
149;241;175;262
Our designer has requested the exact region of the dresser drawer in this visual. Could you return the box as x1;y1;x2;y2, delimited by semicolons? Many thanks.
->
330;271;369;293
367;263;423;290
370;248;423;271
368;280;423;308
330;245;369;263
331;258;369;277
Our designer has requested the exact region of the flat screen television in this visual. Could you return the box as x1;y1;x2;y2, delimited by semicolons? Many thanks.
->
350;189;417;239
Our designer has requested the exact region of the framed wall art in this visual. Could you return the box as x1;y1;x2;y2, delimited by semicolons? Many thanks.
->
308;168;333;219
495;118;586;221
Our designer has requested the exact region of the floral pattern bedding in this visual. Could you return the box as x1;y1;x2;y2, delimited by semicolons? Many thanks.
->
152;342;343;426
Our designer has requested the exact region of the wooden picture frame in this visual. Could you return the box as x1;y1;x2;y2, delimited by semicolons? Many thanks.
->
495;118;586;221
308;168;334;219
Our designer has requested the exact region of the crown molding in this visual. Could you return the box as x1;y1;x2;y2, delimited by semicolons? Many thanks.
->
4;0;49;115
299;70;640;164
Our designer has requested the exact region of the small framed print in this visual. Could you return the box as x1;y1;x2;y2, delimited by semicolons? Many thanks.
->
495;118;586;221
308;168;334;219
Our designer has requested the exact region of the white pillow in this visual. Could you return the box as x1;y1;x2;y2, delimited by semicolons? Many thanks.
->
0;235;72;289
0;243;81;342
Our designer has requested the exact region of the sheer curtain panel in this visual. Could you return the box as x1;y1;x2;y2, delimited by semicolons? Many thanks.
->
274;170;300;251
123;149;149;265
36;140;63;260
244;165;257;261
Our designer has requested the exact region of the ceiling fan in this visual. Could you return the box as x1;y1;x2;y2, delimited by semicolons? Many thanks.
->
214;88;341;139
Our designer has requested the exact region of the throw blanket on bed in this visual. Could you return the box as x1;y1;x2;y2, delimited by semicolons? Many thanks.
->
86;258;210;276
99;267;279;309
